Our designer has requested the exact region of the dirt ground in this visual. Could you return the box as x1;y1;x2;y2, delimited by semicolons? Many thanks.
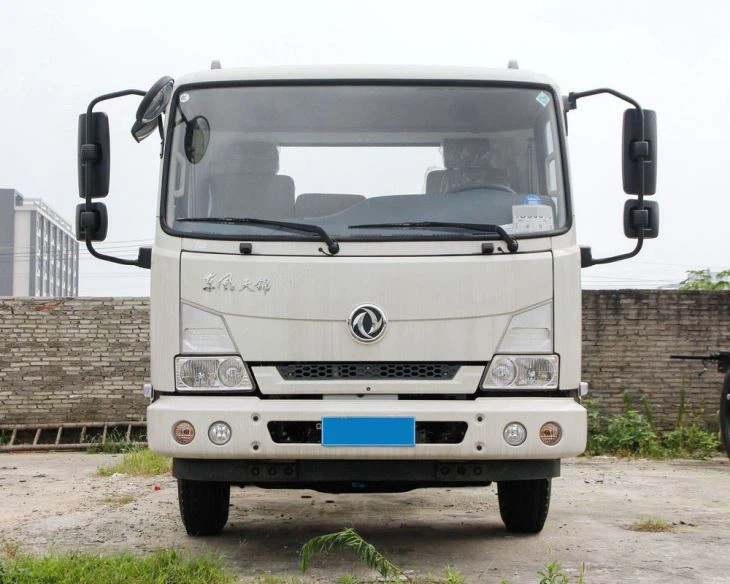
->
0;453;728;583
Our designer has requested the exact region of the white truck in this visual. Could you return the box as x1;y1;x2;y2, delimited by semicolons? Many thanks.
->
75;64;658;536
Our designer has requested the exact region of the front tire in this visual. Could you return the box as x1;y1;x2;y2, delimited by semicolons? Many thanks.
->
497;478;551;533
178;479;230;536
721;372;730;460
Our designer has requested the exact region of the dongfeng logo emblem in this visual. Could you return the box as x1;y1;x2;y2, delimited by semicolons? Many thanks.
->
348;304;387;343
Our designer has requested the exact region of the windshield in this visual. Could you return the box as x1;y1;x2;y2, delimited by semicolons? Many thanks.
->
164;84;568;241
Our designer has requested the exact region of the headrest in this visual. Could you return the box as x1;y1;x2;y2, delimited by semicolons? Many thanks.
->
212;142;280;174
442;139;493;169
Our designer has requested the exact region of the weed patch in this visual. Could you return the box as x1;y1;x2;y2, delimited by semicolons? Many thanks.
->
627;517;673;533
0;539;23;560
97;448;171;477
251;574;304;584
103;493;136;508
300;527;400;578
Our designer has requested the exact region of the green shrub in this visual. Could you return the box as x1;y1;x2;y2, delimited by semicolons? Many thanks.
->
662;425;720;459
585;393;721;459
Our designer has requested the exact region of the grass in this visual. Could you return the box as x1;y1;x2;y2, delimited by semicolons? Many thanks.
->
0;535;586;584
627;517;674;533
87;427;145;454
584;393;721;459
0;548;233;584
96;448;171;477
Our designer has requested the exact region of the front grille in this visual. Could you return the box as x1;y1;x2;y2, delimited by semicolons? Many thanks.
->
276;362;461;380
267;421;468;444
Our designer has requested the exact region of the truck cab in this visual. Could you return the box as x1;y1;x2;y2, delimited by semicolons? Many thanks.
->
75;64;658;536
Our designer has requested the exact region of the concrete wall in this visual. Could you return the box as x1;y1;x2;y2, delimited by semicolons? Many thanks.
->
0;291;728;428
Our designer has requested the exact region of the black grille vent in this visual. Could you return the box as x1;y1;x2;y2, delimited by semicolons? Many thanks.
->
276;362;461;380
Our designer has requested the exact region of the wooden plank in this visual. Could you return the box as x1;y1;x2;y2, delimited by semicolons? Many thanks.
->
0;422;148;431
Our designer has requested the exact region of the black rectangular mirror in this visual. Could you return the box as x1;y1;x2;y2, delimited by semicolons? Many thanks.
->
623;199;659;239
78;112;110;198
622;109;657;195
75;202;108;241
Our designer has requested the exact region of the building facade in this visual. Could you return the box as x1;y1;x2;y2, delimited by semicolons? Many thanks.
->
0;189;79;297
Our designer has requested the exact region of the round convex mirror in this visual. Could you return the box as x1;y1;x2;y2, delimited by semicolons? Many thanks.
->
184;116;211;164
136;76;174;124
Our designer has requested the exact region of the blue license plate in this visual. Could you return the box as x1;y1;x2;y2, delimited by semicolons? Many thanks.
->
321;417;416;447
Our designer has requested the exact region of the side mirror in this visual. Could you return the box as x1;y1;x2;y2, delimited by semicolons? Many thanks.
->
623;109;657;195
184;116;211;163
136;76;174;123
131;76;174;142
623;199;659;239
131;118;158;143
78;112;110;198
75;202;108;241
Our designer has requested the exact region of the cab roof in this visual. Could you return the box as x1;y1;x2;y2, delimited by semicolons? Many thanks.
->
174;64;561;92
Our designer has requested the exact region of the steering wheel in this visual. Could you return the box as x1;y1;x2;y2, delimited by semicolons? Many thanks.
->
453;184;516;194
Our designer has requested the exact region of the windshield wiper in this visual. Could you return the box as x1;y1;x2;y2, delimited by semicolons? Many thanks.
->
348;221;518;252
178;217;340;255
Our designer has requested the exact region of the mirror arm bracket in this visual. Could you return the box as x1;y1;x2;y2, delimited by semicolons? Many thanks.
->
83;88;148;268
84;238;151;270
580;237;644;268
568;87;652;268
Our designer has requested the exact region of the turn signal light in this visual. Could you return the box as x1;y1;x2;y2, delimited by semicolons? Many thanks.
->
173;420;195;445
539;422;562;446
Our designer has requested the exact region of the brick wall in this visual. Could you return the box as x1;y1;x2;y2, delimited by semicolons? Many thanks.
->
0;298;149;424
582;290;730;429
1;292;728;428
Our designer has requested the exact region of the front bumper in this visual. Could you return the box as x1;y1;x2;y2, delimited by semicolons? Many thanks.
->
147;396;586;460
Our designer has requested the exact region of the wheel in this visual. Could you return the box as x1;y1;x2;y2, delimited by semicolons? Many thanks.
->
177;479;230;536
721;372;730;460
497;478;551;534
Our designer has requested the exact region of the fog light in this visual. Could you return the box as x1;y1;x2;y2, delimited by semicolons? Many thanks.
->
208;421;232;446
503;422;527;446
539;422;562;446
173;421;195;445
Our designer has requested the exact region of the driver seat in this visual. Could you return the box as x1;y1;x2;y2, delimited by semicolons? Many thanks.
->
425;138;510;195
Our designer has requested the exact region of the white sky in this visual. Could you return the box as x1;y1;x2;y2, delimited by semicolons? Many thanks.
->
1;0;728;296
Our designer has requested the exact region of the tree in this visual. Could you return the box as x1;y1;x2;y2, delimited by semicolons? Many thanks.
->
679;269;730;290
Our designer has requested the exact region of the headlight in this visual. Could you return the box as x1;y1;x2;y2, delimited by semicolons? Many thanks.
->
483;355;559;389
175;356;254;392
181;304;236;353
